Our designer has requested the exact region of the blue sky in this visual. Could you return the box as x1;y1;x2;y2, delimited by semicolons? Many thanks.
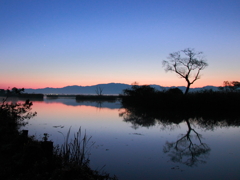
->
0;0;240;89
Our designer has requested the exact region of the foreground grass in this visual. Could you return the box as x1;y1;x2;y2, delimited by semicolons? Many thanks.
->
0;126;117;180
0;96;117;180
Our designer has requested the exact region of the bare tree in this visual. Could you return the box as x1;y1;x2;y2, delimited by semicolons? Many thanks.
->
95;86;104;96
163;48;208;94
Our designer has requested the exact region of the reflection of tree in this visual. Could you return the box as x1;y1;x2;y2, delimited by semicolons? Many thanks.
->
119;108;157;129
119;91;240;167
119;105;240;130
163;118;210;166
118;106;240;166
95;101;103;109
120;107;211;166
193;117;240;131
119;107;185;129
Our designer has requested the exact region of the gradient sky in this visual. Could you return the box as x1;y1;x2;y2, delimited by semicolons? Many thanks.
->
1;0;240;89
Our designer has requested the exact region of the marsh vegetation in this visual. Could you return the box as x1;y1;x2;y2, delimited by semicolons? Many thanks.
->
0;89;117;180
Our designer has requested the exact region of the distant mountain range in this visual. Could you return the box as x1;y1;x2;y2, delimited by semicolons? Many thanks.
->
24;83;220;95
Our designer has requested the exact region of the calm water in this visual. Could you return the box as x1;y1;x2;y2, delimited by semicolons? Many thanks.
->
14;97;240;180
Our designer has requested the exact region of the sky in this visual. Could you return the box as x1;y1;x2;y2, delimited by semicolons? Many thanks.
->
0;0;240;89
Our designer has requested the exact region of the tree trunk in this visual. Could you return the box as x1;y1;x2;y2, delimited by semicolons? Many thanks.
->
184;83;191;95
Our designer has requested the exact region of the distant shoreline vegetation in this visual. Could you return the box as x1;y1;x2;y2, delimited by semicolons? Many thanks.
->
120;84;240;114
8;93;44;99
76;95;119;101
46;94;76;98
22;83;221;95
0;88;44;99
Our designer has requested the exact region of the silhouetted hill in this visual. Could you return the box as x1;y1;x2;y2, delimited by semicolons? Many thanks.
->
24;83;219;95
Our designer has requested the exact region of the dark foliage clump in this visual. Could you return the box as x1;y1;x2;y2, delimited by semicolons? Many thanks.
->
0;88;117;180
120;85;184;111
120;85;240;116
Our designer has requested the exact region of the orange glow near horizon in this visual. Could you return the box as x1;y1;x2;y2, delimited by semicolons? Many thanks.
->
0;79;226;90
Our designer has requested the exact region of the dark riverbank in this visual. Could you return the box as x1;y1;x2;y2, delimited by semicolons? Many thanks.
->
0;130;117;180
120;85;240;129
0;93;44;100
0;97;117;180
120;85;240;114
76;95;120;101
46;94;77;98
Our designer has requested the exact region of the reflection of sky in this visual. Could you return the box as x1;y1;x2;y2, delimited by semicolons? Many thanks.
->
44;97;122;109
20;99;240;180
1;1;240;89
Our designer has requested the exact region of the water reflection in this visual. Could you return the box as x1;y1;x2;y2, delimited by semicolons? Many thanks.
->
76;99;120;109
163;118;210;166
119;106;240;167
119;107;182;129
44;96;121;109
4;98;240;179
119;105;240;129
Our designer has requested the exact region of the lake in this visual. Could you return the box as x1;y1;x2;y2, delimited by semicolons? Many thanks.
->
13;97;240;180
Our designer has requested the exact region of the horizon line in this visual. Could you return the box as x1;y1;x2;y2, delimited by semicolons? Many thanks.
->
21;83;218;90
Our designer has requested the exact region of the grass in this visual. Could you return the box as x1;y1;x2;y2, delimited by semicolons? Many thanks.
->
57;127;93;167
0;97;118;180
0;127;118;180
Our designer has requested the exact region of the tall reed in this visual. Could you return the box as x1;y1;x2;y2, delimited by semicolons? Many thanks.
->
57;127;94;166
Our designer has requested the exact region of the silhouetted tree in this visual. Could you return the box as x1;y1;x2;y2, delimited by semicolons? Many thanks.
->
0;88;36;132
0;89;5;95
219;81;240;92
131;81;139;86
163;48;208;94
95;86;104;96
122;85;156;97
165;88;183;95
